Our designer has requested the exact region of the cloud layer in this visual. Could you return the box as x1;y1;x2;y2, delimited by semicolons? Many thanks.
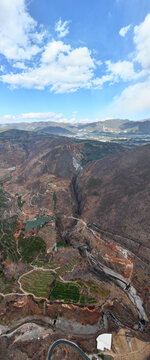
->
0;0;150;118
0;112;70;124
1;41;95;93
108;14;150;117
134;14;150;70
0;111;96;124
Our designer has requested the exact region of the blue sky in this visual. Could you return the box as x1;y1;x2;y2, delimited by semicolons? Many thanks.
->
0;0;150;123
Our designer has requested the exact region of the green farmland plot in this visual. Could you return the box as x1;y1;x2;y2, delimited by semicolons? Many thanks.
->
21;270;55;298
77;280;110;304
20;269;109;304
49;281;80;303
18;235;46;263
86;281;110;298
21;270;80;302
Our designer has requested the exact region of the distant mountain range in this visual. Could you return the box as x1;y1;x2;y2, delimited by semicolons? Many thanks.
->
0;118;150;140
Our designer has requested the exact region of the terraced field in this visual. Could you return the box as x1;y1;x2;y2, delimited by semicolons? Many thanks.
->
0;216;20;262
56;257;82;277
32;258;58;269
77;280;110;304
49;281;80;303
18;235;46;263
86;281;110;298
20;266;109;305
20;270;55;298
20;269;81;302
32;257;81;273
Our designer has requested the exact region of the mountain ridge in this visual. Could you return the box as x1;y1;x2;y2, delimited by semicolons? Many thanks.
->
1;118;150;140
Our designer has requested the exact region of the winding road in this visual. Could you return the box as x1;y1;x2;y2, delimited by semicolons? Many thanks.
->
47;339;90;360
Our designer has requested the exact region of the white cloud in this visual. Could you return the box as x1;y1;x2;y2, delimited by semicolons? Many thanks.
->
0;0;45;61
20;112;65;121
92;74;113;88
55;18;70;38
93;60;141;88
13;62;27;70
119;24;131;37
1;114;15;121
0;112;71;124
0;2;149;102
98;14;150;119
0;112;105;125
105;60;139;81
84;13;150;94
41;41;71;64
134;13;150;70
1;41;95;93
107;77;150;117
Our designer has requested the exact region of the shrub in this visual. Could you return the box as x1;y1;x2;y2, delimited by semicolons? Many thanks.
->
87;177;102;191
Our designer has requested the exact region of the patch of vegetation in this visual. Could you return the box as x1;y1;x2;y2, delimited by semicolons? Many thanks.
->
55;213;62;227
53;191;57;211
16;195;25;210
21;270;55;298
80;295;96;304
56;242;70;248
56;258;81;277
3;285;12;294
0;173;12;185
21;271;81;303
76;280;110;304
18;235;46;263
81;141;124;165
86;281;110;298
0;271;19;294
0;216;19;262
76;280;87;288
91;191;99;196
49;281;80;303
98;354;104;359
87;177;102;191
25;216;50;232
0;188;8;210
32;257;58;269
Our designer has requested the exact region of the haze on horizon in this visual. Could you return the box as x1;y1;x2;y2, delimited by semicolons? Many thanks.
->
0;0;150;124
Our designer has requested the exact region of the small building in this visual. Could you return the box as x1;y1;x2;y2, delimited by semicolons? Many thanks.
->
96;333;112;351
